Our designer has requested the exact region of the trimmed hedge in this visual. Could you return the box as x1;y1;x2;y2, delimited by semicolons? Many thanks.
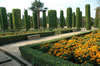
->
0;7;8;31
48;10;57;29
12;9;21;31
32;12;38;29
0;31;55;45
61;29;72;34
24;10;30;30
85;4;91;30
76;8;80;29
67;8;72;28
9;13;13;30
80;11;82;27
72;12;76;27
19;31;93;66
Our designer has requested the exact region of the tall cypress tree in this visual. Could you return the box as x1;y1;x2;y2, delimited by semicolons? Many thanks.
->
67;8;72;28
43;10;47;28
60;10;65;28
9;13;13;30
85;4;91;30
76;8;80;28
0;7;8;31
32;11;38;29
72;12;76;27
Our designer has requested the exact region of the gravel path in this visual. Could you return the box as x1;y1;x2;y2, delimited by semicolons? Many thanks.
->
0;29;97;66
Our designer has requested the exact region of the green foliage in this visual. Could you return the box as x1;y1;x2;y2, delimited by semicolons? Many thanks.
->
12;9;21;31
43;11;47;28
98;19;100;29
9;13;13;30
61;29;72;34
0;7;8;31
66;8;72;28
76;8;81;29
32;11;38;29
48;10;57;29
24;10;31;30
72;12;76;27
80;11;82;27
60;10;65;28
94;18;98;28
85;4;91;30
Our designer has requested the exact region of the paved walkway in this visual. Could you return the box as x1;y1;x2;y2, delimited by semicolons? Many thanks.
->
0;30;95;66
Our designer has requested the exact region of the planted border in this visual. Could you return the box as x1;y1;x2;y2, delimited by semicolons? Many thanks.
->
19;31;93;66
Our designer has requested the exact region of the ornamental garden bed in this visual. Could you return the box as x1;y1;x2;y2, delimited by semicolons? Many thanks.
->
19;30;100;66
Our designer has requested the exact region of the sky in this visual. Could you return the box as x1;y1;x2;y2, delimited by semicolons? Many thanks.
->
0;0;99;18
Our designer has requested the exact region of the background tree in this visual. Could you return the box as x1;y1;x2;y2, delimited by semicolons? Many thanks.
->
29;0;44;29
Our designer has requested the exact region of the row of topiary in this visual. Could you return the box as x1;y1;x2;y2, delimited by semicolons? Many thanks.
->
48;4;91;30
0;4;93;32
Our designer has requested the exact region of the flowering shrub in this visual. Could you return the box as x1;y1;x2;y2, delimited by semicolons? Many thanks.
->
39;30;100;64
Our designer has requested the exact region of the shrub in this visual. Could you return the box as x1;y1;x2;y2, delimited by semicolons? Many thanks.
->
85;4;91;30
66;8;72;28
60;10;65;28
12;9;21;31
48;10;57;29
32;12;38;29
72;12;76;27
9;13;13;30
0;7;8;31
43;11;47;28
76;8;81;29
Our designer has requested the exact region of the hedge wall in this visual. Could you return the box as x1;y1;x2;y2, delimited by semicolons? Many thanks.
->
0;31;55;45
12;9;21;31
48;10;57;29
0;7;8;31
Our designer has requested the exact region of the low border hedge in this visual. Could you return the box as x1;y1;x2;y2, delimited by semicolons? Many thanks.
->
0;31;55;45
19;31;93;66
61;29;72;34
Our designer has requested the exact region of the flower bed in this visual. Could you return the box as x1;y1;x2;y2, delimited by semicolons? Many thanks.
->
38;30;100;65
19;31;94;66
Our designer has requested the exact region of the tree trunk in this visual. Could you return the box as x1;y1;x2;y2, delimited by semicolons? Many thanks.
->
37;9;40;29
